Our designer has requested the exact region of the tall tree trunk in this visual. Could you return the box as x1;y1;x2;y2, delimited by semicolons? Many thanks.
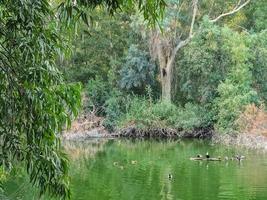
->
160;57;175;102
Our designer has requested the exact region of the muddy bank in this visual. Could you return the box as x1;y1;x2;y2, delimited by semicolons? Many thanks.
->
62;128;117;141
63;113;266;152
62;113;118;141
212;133;267;151
117;126;214;139
63;123;267;153
63;121;213;140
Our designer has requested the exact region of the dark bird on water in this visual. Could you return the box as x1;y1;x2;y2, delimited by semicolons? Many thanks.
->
235;155;245;161
206;152;210;159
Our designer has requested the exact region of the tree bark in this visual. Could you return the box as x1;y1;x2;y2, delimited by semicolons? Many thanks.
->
160;56;175;102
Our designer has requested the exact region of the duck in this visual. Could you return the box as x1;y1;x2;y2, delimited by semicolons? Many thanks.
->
190;154;203;160
131;160;137;165
168;174;173;179
235;155;245;161
206;152;210;159
113;162;119;166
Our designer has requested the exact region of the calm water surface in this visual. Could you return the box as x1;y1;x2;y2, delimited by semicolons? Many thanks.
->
2;139;267;200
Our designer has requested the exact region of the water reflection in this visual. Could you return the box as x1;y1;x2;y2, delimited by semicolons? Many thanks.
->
2;139;267;200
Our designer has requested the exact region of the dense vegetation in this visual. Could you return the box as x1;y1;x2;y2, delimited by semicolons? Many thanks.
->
0;0;266;199
0;0;165;199
65;1;267;135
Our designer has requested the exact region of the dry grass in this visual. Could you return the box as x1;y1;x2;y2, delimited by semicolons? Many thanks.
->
70;113;104;132
237;104;267;137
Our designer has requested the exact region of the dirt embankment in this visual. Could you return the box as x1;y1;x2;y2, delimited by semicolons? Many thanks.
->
62;113;117;141
217;104;267;151
212;133;267;151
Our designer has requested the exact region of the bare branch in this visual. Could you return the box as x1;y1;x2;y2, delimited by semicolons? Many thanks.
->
176;38;190;51
189;0;198;37
170;38;190;62
210;0;250;22
171;0;198;59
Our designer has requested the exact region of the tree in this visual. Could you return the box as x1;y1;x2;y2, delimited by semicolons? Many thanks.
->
149;0;251;101
61;10;135;84
214;30;259;133
119;45;157;94
176;22;233;105
0;0;165;199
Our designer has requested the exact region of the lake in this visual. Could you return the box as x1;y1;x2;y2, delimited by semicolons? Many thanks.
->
2;139;267;200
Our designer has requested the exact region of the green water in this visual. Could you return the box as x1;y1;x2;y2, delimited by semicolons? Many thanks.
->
2;139;267;200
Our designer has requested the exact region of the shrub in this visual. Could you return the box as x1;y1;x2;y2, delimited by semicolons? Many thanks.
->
103;90;130;131
174;103;211;130
116;97;210;131
86;77;110;115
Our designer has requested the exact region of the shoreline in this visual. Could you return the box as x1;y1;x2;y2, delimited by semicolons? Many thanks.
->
62;126;267;152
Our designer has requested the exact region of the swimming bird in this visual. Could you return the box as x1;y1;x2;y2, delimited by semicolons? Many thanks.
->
206;152;210;159
235;155;245;161
131;160;137;164
197;154;203;158
168;174;173;179
113;162;119;166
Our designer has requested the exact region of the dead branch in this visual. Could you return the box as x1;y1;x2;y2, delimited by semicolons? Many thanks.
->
171;0;198;59
210;0;250;22
189;0;198;37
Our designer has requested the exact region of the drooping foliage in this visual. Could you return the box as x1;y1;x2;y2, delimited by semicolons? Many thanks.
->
0;1;81;198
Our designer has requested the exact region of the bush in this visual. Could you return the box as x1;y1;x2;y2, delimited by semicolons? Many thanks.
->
103;90;130;131
116;97;211;131
86;77;111;115
174;103;211;130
